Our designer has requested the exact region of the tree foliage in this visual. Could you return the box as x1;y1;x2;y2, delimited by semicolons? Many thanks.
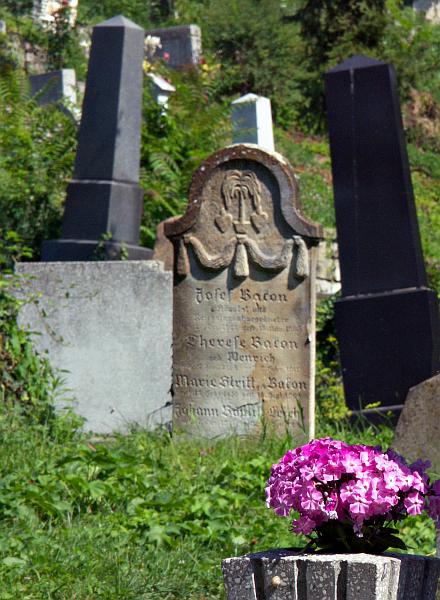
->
140;66;230;246
188;0;303;128
292;0;388;131
0;67;77;257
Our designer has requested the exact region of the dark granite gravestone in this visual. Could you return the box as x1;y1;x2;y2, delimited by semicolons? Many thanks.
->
145;24;201;69
165;144;322;438
42;15;152;261
29;69;78;120
325;55;440;416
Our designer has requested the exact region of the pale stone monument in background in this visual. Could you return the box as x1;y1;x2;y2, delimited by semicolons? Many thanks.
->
231;94;275;152
166;144;322;439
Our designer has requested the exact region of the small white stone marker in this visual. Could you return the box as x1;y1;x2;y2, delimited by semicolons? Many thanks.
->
147;72;176;110
231;93;275;152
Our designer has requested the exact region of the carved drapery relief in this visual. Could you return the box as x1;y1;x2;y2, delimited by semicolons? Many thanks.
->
176;169;310;279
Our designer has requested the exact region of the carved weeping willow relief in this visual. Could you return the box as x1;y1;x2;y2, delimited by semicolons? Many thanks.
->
176;170;310;279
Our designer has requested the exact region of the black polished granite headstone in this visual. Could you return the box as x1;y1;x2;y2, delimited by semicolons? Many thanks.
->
325;55;440;416
42;15;152;261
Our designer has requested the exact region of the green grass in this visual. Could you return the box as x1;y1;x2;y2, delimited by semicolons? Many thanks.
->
0;405;436;599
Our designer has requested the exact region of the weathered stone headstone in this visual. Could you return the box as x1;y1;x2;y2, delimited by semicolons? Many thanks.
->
145;24;201;68
393;374;440;473
153;217;178;272
231;94;275;152
165;144;322;438
325;55;440;416
29;69;78;119
42;16;152;261
15;261;172;433
0;20;6;35
316;228;340;300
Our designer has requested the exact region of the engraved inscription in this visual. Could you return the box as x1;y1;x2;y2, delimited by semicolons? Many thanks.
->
167;146;321;438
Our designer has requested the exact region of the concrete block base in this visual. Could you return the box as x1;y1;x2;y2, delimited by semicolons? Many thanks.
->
15;261;172;433
222;549;440;600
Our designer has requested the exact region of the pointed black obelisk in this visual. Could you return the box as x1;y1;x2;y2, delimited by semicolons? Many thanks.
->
42;15;152;261
325;55;440;416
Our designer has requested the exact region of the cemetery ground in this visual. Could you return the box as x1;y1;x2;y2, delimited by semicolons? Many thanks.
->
0;400;438;600
1;133;440;599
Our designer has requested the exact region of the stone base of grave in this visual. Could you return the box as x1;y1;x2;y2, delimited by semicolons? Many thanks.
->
222;549;440;600
335;287;440;417
41;179;151;262
14;261;172;433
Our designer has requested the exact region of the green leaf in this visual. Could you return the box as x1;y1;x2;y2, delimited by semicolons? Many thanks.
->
2;556;26;567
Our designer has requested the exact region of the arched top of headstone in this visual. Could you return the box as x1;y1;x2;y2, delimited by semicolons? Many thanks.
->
165;144;322;241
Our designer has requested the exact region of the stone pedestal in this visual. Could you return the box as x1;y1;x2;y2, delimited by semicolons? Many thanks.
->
222;549;440;600
15;261;172;433
42;16;150;262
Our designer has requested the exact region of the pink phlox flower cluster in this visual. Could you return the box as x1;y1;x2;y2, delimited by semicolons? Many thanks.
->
265;437;440;536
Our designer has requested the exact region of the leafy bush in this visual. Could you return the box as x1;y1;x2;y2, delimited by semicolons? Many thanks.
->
0;67;77;257
293;0;387;131
140;65;230;245
315;296;347;421
180;0;303;128
77;0;172;27
0;236;64;426
0;1;33;17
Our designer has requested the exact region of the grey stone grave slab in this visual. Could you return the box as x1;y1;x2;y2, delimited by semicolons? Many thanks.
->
165;144;322;439
393;373;440;474
15;261;172;433
145;24;201;68
231;93;275;152
325;55;440;417
42;15;152;261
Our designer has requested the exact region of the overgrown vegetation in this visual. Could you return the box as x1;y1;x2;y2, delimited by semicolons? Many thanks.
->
0;396;436;598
